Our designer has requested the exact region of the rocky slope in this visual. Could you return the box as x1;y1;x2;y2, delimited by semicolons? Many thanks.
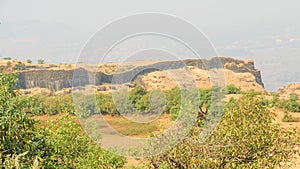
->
0;57;265;95
278;83;300;100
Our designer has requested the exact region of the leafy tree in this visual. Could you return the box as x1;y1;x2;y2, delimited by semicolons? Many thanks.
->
164;87;181;113
0;73;47;167
147;94;299;168
96;93;118;116
135;93;150;112
129;85;146;106
0;73;126;168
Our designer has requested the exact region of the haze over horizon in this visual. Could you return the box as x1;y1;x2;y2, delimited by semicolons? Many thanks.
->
0;0;299;91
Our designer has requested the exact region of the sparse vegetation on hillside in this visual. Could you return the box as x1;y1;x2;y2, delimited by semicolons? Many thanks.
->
276;93;300;112
282;112;300;122
13;62;26;70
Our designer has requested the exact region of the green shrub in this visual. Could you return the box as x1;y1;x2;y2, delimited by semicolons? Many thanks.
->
19;96;45;115
282;112;299;122
198;88;212;109
37;59;45;64
285;100;300;112
163;87;181;114
225;84;241;94
96;93;118;115
130;85;146;106
6;61;11;66
3;57;11;60
43;96;61;115
26;59;32;64
135;93;150;112
243;89;261;97
290;93;299;102
40;94;76;115
276;93;300;112
270;92;279;106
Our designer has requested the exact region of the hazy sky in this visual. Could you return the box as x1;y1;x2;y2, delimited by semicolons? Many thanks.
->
0;0;299;91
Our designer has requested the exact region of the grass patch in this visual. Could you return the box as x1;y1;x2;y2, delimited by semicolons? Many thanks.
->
105;116;158;137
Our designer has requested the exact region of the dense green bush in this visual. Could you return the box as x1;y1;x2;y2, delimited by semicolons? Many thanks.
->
96;93;118;115
135;92;151;112
19;96;45;115
129;85;146;107
73;93;98;117
225;84;241;94
285;93;300;112
36;94;75;115
147;95;299;168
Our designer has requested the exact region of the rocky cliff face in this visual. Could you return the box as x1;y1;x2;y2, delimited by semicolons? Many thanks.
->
15;57;264;93
16;70;74;91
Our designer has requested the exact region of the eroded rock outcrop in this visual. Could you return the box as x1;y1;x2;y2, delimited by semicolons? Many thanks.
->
15;57;264;93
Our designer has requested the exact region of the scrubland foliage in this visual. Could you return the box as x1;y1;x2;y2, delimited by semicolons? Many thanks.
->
0;73;126;168
1;72;299;168
147;95;300;168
